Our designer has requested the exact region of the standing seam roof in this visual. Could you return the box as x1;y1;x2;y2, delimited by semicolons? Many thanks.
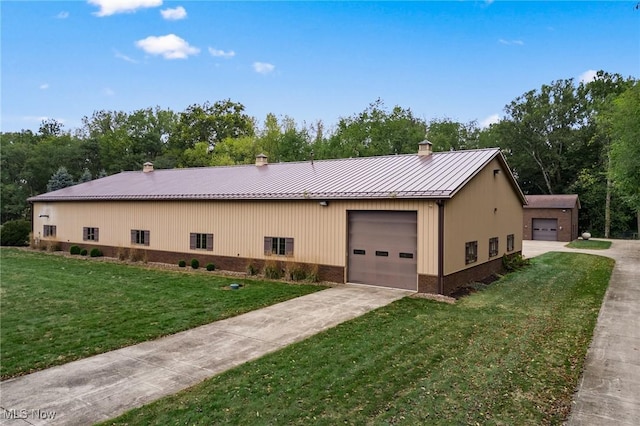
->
28;148;525;203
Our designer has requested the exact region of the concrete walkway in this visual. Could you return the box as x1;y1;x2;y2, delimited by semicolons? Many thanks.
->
0;285;410;426
523;239;640;426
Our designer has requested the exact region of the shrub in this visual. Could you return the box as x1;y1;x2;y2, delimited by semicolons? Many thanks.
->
116;246;129;261
191;258;200;269
206;263;216;271
70;245;82;255
287;263;307;281
306;264;320;283
1;220;31;246
80;249;88;256
263;259;284;280
502;253;530;272
90;248;103;258
178;260;186;268
129;248;147;263
46;242;61;252
246;262;259;276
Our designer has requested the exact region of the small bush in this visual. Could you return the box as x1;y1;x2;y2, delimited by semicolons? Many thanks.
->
306;263;320;282
191;258;200;269
263;259;284;280
129;248;147;263
502;253;530;272
116;246;129;261
46;242;61;252
80;249;88;256
178;260;186;268
70;245;82;255
206;263;216;271
246;262;259;276
90;248;103;258
0;219;31;246
287;263;307;281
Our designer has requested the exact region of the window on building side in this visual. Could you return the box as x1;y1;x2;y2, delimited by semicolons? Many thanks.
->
489;237;499;258
507;234;515;252
131;230;150;246
190;233;213;251
264;236;294;256
465;241;478;264
83;227;99;242
43;225;56;237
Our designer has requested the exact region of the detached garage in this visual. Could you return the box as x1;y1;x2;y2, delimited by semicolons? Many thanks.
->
523;195;580;242
29;142;526;295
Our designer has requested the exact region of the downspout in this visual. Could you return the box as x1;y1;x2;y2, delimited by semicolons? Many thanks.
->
29;201;34;245
436;199;445;294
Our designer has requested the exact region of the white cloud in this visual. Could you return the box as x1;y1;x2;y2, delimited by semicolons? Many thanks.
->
499;39;524;46
208;47;235;58
161;6;186;20
135;34;200;59
114;50;138;63
56;11;69;19
39;83;50;90
480;113;501;128
253;62;275;74
88;0;162;17
103;88;115;96
579;69;599;84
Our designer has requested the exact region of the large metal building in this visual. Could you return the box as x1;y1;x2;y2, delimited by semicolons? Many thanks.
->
29;143;526;295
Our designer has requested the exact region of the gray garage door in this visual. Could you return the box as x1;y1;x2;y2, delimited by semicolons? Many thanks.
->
348;211;417;291
532;218;558;241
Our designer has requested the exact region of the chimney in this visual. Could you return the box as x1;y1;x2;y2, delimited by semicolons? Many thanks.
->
143;162;154;173
418;140;433;156
255;154;268;166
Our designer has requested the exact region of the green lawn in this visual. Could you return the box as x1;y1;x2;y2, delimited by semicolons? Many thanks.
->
104;252;614;425
566;239;612;250
0;248;324;379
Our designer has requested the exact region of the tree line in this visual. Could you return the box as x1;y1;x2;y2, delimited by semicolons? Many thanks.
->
2;71;638;237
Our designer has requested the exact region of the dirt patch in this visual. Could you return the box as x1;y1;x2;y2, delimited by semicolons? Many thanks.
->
449;273;501;299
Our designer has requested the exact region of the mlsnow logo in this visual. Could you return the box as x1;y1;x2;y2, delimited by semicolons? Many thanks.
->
1;408;57;420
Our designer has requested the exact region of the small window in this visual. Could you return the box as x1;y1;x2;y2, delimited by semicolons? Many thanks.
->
507;234;515;252
190;233;213;251
375;251;389;257
43;225;56;237
353;249;366;255
83;227;99;242
489;237;499;258
264;236;294;256
399;252;414;259
131;229;150;246
465;241;478;264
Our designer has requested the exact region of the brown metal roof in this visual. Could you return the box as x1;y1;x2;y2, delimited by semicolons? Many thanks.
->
524;194;580;209
29;148;526;203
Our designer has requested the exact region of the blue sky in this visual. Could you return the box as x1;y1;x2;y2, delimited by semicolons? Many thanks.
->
2;1;639;134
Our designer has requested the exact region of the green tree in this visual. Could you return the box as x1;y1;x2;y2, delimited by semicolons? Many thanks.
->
608;82;640;234
327;99;426;158
427;118;480;152
46;167;75;192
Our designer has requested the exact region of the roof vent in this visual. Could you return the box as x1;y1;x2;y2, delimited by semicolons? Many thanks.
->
418;140;433;156
255;154;268;166
143;162;154;173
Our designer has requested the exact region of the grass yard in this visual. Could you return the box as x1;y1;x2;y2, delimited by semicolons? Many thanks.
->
566;239;612;250
0;248;324;379
105;252;614;425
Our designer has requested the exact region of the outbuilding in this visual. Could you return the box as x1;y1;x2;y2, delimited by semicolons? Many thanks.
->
523;194;580;242
29;143;526;295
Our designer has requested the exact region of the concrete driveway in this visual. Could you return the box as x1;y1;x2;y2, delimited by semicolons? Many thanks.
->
524;239;640;425
0;285;410;426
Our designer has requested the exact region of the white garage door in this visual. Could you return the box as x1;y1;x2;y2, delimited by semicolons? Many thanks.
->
532;218;558;241
347;211;417;291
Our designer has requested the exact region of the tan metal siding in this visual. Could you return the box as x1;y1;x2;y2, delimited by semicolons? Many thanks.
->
32;199;439;275
443;158;524;275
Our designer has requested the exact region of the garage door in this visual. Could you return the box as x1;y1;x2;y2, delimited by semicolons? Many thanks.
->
348;211;417;290
532;218;558;241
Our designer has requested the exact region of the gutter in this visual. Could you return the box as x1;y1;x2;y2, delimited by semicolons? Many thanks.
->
436;199;445;294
